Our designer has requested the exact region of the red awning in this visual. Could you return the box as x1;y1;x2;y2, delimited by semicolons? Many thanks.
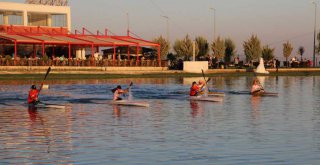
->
0;33;42;44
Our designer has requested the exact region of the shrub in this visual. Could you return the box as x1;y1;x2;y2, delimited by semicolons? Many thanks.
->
5;55;12;62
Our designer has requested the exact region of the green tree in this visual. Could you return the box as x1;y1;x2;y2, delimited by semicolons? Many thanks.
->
283;41;293;67
224;38;236;63
153;36;170;60
195;36;209;60
261;45;275;61
211;36;225;60
173;35;199;61
298;46;305;61
243;35;262;62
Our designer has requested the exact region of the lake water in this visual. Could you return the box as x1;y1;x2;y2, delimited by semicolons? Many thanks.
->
0;76;319;164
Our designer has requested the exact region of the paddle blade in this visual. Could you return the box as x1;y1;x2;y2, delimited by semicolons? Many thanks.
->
129;82;133;87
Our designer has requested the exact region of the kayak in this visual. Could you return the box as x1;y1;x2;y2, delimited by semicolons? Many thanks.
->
110;100;150;107
229;91;278;97
175;91;225;97
255;92;278;97
28;102;66;109
189;96;223;102
208;91;225;97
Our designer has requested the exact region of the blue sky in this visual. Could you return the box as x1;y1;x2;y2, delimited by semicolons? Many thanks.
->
3;0;319;60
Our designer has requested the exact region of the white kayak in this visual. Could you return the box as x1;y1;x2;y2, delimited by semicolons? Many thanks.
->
208;92;225;97
110;100;150;107
29;103;66;109
189;96;223;102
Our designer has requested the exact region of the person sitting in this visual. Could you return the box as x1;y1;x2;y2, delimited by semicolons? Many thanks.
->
112;85;129;100
190;81;205;96
27;84;42;104
251;79;264;95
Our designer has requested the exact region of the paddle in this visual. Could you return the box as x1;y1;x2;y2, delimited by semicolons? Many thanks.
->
127;82;133;91
201;69;211;91
124;82;133;98
30;67;50;105
38;67;51;94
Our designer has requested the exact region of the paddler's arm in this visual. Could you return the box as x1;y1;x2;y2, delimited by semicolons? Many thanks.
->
119;89;129;94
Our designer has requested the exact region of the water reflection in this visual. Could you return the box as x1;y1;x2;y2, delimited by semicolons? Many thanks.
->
251;96;261;119
113;105;122;118
190;101;204;118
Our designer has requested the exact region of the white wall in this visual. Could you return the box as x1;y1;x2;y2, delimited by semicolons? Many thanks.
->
183;61;208;73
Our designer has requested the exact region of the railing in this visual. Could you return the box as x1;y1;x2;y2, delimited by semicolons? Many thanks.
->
0;58;168;67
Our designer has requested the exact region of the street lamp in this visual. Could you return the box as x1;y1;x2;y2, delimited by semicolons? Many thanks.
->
312;1;318;67
161;15;169;43
126;12;130;36
209;7;216;41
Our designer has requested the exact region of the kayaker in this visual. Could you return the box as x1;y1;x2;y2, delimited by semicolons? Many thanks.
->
190;81;205;96
251;79;264;95
28;84;41;104
199;80;208;94
112;85;129;100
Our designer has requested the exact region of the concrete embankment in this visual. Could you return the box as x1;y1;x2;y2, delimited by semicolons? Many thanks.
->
0;66;170;75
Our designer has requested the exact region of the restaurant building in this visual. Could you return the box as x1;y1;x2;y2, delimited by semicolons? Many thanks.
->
0;2;161;66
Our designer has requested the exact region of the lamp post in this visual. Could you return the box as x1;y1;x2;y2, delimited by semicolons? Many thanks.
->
126;12;130;36
161;15;169;43
210;7;216;41
312;1;318;67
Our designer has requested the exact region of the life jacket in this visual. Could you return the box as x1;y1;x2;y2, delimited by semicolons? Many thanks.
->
190;85;199;96
28;89;39;104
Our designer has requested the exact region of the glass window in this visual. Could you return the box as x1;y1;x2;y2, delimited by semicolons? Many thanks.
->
52;14;67;27
28;13;48;26
0;14;3;25
8;14;23;25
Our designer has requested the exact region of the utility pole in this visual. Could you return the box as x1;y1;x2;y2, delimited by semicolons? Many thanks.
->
312;1;318;67
126;12;130;36
210;7;216;41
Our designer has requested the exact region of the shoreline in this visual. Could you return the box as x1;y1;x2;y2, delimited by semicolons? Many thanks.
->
0;66;320;80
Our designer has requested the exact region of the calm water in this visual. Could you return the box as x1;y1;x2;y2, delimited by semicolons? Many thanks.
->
0;76;319;165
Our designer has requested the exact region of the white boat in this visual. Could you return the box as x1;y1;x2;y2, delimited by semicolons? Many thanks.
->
29;103;66;109
110;100;150;107
208;92;225;97
189;96;223;102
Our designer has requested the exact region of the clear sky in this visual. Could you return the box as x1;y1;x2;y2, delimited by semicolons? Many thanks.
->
2;0;320;60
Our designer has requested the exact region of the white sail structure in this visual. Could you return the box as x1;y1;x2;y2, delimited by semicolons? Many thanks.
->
255;58;269;74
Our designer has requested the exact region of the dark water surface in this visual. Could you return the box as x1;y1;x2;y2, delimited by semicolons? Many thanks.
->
0;76;319;164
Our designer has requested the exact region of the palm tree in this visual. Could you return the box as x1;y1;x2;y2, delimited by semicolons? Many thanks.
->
283;41;293;67
298;46;305;61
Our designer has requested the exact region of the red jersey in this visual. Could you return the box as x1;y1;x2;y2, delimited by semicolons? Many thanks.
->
190;85;200;96
28;89;39;104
